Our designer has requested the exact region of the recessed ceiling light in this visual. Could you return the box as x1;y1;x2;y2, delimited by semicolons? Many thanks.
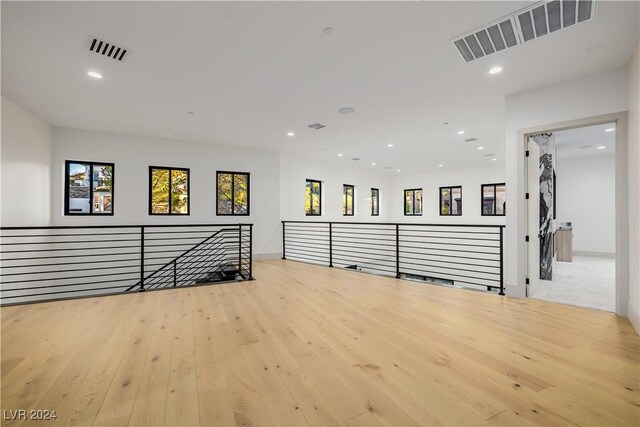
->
605;128;615;132
477;146;484;150
338;107;355;115
371;162;376;166
396;169;401;172
87;71;103;79
491;158;498;161
489;66;503;74
443;122;449;125
187;111;195;115
337;153;343;157
438;164;444;168
287;132;295;136
579;145;593;149
457;130;465;135
351;157;361;161
323;27;334;35
387;143;394;148
597;146;606;150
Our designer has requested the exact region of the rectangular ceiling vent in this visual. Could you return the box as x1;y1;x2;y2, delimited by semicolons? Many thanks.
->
451;0;596;63
88;37;128;61
308;123;327;130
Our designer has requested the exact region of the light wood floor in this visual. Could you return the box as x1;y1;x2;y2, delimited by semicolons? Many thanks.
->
1;260;639;426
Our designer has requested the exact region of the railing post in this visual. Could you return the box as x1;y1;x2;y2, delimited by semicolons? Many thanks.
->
499;226;505;296
249;224;254;279
140;226;145;292
395;224;400;278
282;221;286;260
329;222;333;267
238;225;242;275
173;260;177;287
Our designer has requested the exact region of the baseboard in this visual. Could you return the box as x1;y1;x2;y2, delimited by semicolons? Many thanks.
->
628;302;640;335
253;252;282;260
572;251;616;258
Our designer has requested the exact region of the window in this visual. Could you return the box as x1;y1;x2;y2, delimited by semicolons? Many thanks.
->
481;183;506;216
217;171;250;215
343;184;355;216
65;161;114;215
440;186;462;216
404;189;423;216
371;188;380;216
305;179;322;216
149;166;190;215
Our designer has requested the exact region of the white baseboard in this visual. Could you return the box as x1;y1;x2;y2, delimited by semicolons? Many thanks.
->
253;252;282;260
628;302;640;335
572;251;616;258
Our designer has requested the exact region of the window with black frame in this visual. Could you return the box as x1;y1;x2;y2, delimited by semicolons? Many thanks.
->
65;161;114;215
217;171;250;215
481;183;506;216
343;184;355;216
149;166;190;215
440;186;462;216
371;188;380;216
404;188;423;216
305;179;322;216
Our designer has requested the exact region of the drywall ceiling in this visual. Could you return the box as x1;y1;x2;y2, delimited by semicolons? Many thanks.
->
555;122;616;158
1;1;638;174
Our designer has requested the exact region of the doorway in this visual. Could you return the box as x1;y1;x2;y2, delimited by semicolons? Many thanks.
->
526;122;617;312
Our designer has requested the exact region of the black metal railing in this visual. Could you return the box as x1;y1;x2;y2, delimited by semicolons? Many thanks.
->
0;223;253;305
282;221;504;295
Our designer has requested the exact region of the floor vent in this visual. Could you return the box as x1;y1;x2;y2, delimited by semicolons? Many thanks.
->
88;37;128;61
451;0;596;63
308;123;327;130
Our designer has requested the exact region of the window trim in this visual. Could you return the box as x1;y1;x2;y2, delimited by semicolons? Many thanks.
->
371;188;380;216
216;171;251;216
64;160;115;216
404;188;423;216
439;185;463;216
305;179;322;216
481;182;506;216
343;184;355;216
149;166;191;216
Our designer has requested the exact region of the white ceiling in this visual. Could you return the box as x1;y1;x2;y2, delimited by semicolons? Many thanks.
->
2;1;638;174
555;122;616;158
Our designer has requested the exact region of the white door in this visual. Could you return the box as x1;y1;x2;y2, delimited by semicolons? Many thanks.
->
526;136;541;297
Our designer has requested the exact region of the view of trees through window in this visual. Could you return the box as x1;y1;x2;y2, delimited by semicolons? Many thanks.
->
305;179;321;216
371;188;379;216
404;188;423;216
65;161;113;215
150;167;189;215
482;183;506;216
217;172;249;215
343;184;354;216
440;186;462;216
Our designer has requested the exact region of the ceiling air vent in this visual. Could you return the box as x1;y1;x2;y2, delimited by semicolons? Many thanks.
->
465;137;478;142
451;0;596;63
308;123;326;130
88;37;128;61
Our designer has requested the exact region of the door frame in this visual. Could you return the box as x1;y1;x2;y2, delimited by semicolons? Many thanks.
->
519;112;629;315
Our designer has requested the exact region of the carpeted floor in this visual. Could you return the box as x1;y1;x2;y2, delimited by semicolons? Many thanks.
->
530;256;616;312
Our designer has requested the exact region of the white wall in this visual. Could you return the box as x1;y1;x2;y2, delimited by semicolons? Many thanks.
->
1;96;52;226
627;43;639;333
504;68;629;311
51;128;281;256
279;152;393;222
389;166;506;225
556;154;616;254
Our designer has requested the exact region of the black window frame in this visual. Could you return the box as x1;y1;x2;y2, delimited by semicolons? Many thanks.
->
404;188;423;216
64;160;115;216
371;188;380;216
481;183;506;216
216;171;250;216
305;179;322;216
343;184;355;216
439;185;463;216
149;166;191;216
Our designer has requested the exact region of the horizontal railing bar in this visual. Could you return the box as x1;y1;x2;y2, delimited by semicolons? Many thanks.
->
398;249;499;262
398;260;501;277
2;269;140;285
1;224;253;231
332;260;395;274
2;251;141;261
1;284;132;299
284;253;330;264
397;254;500;269
1;245;141;254
1;264;140;277
400;240;500;249
284;220;504;228
398;265;498;284
399;244;499;256
1;276;138;292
